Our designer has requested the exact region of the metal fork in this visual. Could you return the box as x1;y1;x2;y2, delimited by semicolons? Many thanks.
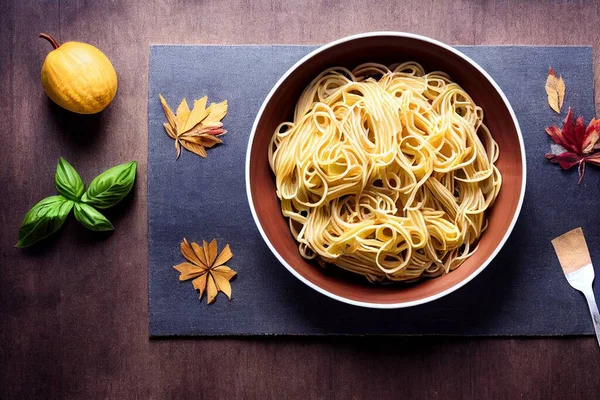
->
564;264;600;347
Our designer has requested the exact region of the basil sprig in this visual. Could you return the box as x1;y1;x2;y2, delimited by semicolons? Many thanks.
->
16;159;137;248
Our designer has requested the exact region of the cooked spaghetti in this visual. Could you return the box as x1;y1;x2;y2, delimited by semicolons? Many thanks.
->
268;62;502;283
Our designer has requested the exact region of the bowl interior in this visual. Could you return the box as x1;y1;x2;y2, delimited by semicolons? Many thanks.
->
248;34;524;306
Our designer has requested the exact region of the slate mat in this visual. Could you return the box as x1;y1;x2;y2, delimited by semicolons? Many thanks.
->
148;45;598;336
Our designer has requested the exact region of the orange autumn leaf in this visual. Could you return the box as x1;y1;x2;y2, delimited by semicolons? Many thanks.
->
173;238;236;304
545;67;565;114
159;94;228;159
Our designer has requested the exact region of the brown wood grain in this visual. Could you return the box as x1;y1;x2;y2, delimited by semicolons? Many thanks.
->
1;1;599;399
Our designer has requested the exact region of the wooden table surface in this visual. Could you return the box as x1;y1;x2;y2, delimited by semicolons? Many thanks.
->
2;1;599;399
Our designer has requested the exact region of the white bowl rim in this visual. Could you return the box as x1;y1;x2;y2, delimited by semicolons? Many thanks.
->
245;31;527;309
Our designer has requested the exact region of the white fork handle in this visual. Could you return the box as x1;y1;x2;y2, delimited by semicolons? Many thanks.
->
581;285;600;347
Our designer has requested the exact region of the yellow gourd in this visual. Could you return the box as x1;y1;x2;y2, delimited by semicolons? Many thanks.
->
40;33;118;114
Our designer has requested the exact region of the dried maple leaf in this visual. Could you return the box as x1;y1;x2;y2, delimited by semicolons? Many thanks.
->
173;238;236;304
159;94;228;159
545;108;600;183
545;67;566;114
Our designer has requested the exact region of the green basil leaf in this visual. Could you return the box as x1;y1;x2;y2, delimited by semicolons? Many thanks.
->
81;161;137;209
16;196;73;248
55;157;85;201
19;196;66;228
73;203;114;231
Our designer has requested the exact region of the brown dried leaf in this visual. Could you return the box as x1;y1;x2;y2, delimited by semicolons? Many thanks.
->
206;274;218;304
182;133;223;149
163;122;177;140
212;272;232;299
545;67;565;114
180;238;204;267
213;265;237;280
175;98;191;131
200;134;224;148
173;239;236;304
159;94;177;130
186;122;224;135
192;274;208;299
173;262;204;280
204;100;228;125
182;96;209;133
180;138;208;158
214;244;233;266
159;94;228;159
191;241;208;267
202;240;217;266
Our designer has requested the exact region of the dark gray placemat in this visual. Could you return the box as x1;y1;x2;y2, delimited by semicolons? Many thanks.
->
148;45;597;336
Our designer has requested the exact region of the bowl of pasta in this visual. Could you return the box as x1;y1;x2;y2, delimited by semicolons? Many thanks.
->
246;32;526;308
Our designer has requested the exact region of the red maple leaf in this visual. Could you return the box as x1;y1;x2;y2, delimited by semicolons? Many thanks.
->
545;108;600;183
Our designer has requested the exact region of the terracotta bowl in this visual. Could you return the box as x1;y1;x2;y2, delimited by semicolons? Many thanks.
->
246;32;526;308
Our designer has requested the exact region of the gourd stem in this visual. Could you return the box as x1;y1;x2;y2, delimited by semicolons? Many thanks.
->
39;33;60;49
